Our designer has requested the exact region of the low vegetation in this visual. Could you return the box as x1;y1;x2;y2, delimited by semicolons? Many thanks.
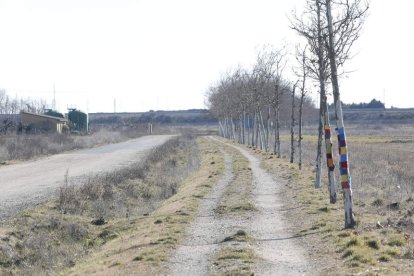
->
211;245;256;276
0;135;199;275
63;136;225;275
214;146;255;216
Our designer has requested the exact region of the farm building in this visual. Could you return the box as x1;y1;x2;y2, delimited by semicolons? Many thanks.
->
20;111;68;134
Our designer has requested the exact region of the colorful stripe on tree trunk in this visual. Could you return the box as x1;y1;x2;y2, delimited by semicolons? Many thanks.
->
324;125;335;171
336;127;350;190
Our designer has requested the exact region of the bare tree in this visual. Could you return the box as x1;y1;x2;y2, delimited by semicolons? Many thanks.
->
294;46;308;171
290;81;299;163
325;0;368;228
291;0;336;198
291;0;368;226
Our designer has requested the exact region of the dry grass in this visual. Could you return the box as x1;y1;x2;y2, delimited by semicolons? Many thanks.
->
58;135;199;220
0;134;200;275
246;124;414;275
214;146;255;216
211;245;256;276
62;136;225;275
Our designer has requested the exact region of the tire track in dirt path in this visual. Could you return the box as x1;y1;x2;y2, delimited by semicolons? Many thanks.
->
169;146;234;275
228;143;310;275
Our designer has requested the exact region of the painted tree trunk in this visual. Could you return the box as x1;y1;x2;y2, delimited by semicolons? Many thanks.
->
326;0;355;228
323;97;337;204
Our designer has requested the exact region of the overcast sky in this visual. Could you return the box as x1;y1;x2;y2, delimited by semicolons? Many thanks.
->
0;0;413;112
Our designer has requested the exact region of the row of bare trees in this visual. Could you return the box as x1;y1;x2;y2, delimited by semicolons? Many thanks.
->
206;48;315;160
208;0;368;228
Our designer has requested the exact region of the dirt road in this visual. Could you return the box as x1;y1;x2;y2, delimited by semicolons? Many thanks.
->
170;137;311;275
0;135;173;220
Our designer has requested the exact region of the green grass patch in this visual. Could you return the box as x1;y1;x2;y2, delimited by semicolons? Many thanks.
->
346;236;363;247
378;254;391;262
222;230;251;243
383;247;402;257
387;235;406;247
365;239;381;250
318;206;330;213
212;246;256;276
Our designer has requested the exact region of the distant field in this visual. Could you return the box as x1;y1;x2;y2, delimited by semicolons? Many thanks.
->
341;108;414;124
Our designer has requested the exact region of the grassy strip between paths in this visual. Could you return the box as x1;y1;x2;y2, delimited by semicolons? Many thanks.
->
214;144;256;215
209;142;257;276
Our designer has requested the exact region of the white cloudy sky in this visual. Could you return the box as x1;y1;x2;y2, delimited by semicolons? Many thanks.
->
0;0;413;112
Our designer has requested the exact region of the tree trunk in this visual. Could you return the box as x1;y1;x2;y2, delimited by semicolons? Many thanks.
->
218;119;224;137
254;112;260;148
242;109;246;144
316;0;336;203
275;107;281;157
251;113;255;147
326;0;355;228
290;85;296;163
315;100;323;189
230;117;236;141
298;93;304;170
259;109;266;151
266;105;271;151
323;97;337;204
247;114;251;146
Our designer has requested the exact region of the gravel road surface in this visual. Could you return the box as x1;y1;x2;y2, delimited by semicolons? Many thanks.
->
0;135;173;220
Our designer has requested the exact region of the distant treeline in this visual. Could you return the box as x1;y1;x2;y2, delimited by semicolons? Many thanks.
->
329;98;385;109
0;89;47;115
89;109;217;125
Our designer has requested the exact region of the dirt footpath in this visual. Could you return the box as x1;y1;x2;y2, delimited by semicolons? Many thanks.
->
170;137;312;275
0;135;173;220
232;143;310;275
169;149;234;275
